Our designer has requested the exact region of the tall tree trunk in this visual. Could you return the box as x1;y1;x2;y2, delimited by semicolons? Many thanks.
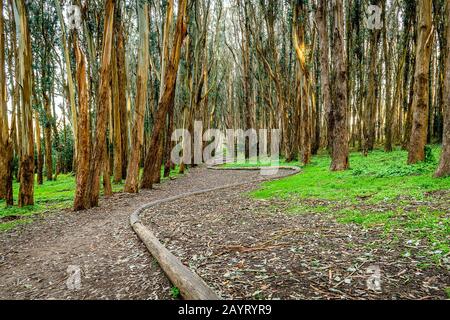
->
112;29;122;184
124;1;149;193
118;30;128;180
54;0;77;162
0;0;13;205
408;0;433;164
330;0;349;171
141;0;187;189
435;0;450;177
383;0;394;152
73;36;91;211
35;109;43;185
41;9;53;182
293;1;311;165
43;89;53;181
364;8;381;155
316;0;331;152
164;102;175;178
86;0;115;208
14;0;34;207
112;5;127;183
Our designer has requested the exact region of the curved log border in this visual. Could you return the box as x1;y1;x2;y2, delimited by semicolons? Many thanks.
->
130;160;301;300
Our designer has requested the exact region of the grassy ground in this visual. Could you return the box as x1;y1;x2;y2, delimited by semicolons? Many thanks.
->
0;167;184;231
227;146;450;265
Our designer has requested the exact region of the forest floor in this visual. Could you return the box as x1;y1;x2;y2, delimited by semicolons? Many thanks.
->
0;148;449;299
0;167;282;299
145;183;449;299
144;148;449;300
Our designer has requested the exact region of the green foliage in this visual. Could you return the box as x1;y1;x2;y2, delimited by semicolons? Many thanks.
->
245;146;450;264
170;286;181;299
0;166;186;232
252;147;449;203
424;145;436;163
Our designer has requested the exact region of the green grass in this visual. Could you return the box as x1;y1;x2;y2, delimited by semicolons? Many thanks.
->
252;146;449;203
223;157;291;168
170;286;181;299
236;146;450;263
0;166;185;231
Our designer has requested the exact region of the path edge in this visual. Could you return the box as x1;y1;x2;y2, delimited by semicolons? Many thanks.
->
130;160;301;300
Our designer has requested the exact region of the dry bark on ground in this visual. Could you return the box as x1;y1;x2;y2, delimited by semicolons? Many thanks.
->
142;180;449;300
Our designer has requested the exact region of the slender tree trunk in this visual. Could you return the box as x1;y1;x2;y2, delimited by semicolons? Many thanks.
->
383;0;394;152
43;91;53;181
408;0;433;164
103;143;112;196
293;1;311;165
124;1;149;193
330;0;349;171
14;0;34;207
73;36;91;211
35;110;43;185
54;0;78;162
316;0;331;152
364;14;381;155
41;11;53;182
86;0;115;208
112;32;122;184
116;23;128;180
0;0;13;205
435;0;450;177
141;0;187;189
164;102;175;178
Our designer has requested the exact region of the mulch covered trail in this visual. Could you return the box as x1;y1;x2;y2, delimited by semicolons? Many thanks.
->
1;167;448;300
142;182;450;300
0;168;265;299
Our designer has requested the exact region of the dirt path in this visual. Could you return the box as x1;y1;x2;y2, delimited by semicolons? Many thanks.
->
0;167;269;300
1;167;448;300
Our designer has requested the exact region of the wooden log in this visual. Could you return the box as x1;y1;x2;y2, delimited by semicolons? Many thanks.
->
132;221;219;300
130;162;301;300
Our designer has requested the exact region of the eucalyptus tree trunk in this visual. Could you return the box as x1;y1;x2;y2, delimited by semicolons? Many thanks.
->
0;0;13;205
330;0;349;171
112;47;122;183
293;1;311;165
54;0;78;161
9;0;20;183
408;0;433;164
124;1;149;193
164;103;175;178
364;2;381;155
316;0;331;152
42;41;53;181
73;36;91;211
35;109;43;185
87;0;115;208
435;0;450;177
141;0;188;189
160;0;174;99
383;0;394;152
14;0;34;207
112;6;128;182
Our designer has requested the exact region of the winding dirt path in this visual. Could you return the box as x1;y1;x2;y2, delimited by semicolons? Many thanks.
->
0;167;276;300
2;166;447;300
